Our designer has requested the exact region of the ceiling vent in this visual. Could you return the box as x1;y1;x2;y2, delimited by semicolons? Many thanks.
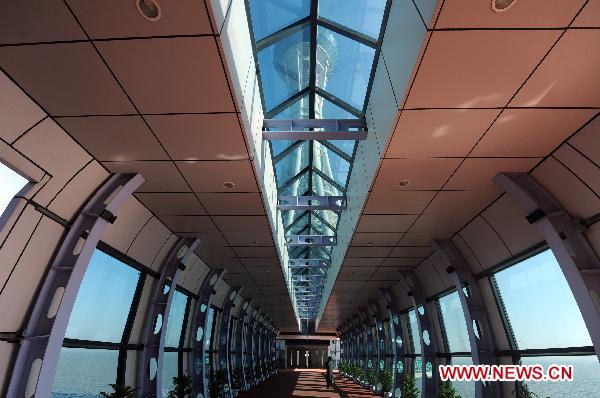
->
137;0;161;21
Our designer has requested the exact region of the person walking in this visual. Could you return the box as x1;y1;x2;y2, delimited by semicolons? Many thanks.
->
325;356;334;389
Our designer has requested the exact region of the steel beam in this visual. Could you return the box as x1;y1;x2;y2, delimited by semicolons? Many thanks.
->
494;172;600;362
7;173;144;398
380;288;408;398
285;234;337;246
289;259;330;268
263;118;367;141
235;299;252;389
369;299;386;389
398;271;439;397
277;195;347;210
190;268;225;398
433;239;501;398
217;286;241;395
138;237;200;397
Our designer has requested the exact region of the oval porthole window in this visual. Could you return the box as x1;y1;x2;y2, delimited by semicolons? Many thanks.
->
209;274;218;286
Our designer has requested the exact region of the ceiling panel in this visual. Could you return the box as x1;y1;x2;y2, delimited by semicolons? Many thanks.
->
445;158;541;191
345;247;392;258
197;193;265;215
356;214;418;232
363;190;436;214
103;160;190;191
351;232;404;246
212;216;273;246
341;258;384;268
389;246;432;257
176;160;258;192
372;158;462;191
572;0;600;27
232;246;278;258
135;192;206;215
379;257;422;268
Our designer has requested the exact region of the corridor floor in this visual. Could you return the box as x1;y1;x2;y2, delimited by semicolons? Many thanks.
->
237;369;381;398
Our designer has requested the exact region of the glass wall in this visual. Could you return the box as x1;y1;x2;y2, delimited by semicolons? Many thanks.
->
163;290;191;396
0;161;28;218
407;310;422;395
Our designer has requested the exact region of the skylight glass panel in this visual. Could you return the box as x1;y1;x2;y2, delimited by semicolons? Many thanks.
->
313;141;350;186
316;27;376;110
249;0;311;41
318;0;387;40
271;140;297;158
313;172;343;196
274;93;310;119
258;26;311;112
275;141;310;188
280;170;309;196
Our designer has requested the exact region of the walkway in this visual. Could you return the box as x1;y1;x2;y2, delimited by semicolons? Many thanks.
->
237;369;380;398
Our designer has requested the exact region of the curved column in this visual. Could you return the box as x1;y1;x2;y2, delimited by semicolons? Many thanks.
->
369;299;386;388
190;268;225;398
235;299;252;388
494;172;600;362
433;239;501;398
381;288;408;398
244;308;255;382
358;308;370;378
217;286;241;395
138;237;200;397
7;173;144;398
399;271;439;397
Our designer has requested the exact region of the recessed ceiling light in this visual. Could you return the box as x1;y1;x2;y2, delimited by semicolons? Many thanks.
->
397;180;410;188
223;181;235;189
253;241;261;245
492;0;517;12
136;0;161;21
367;241;374;247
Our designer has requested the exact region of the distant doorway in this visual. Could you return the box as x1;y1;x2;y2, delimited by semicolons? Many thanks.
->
286;341;329;368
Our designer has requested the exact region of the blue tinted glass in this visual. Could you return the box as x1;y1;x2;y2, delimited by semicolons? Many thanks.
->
280;169;310;196
165;291;188;348
275;141;309;187
274;94;310;119
319;0;387;39
249;0;311;41
312;172;342;196
65;250;140;343
271;140;296;158
318;95;355;119
316;27;376;109
52;348;118;396
521;356;600;397
438;292;471;353
205;307;215;350
313;142;350;186
258;26;311;111
162;351;179;397
0;162;28;217
408;310;421;354
493;250;592;349
451;356;475;398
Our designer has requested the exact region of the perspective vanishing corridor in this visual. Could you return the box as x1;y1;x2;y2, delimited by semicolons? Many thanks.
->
0;1;599;398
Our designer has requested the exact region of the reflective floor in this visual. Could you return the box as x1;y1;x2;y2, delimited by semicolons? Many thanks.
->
238;369;380;398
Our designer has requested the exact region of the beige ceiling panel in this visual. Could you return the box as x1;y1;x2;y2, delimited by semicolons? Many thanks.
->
212;215;273;246
176;160;258;192
445;158;541;191
67;0;212;39
569;115;600;166
511;30;600;107
459;216;512;270
554;145;600;196
146;114;248;161
346;247;392;258
436;0;586;28
58;115;168;161
341;258;384;268
351;232;404;246
356;214;418;232
96;37;235;114
135;192;206;215
232;246;277;258
337;267;374;281
0;72;46;143
451;235;483;274
386;109;498;158
159;214;216;233
370;268;403;281
472;109;597;157
240;258;279;267
0;1;85;44
197;193;265;215
380;257;422;268
398;232;436;246
103;160;190;192
424;190;500;224
405;30;560;108
389;246;432;257
372;158;462;191
409;213;467;236
0;43;135;116
364;190;436;214
572;0;600;27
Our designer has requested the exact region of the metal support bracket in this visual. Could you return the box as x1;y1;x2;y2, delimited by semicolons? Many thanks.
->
380;288;408;398
139;237;201;397
7;173;144;398
369;299;386;388
263;118;367;141
433;239;501;398
494;172;600;362
277;195;347;210
398;271;439;397
235;299;252;389
218;287;241;394
289;259;330;268
284;234;337;246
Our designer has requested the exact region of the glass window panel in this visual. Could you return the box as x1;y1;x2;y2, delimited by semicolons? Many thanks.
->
275;141;310;188
280;169;310;196
313;172;342;196
438;292;471;353
521;356;600;397
316;27;376;110
273;94;310;119
52;347;118;397
65;250;140;343
248;0;310;41
257;26;311;111
271;140;297;158
313;141;350;186
165;291;188;348
319;0;387;39
0;162;28;217
205;307;216;351
162;351;179;397
451;356;475;398
317;94;355;119
408;310;421;354
493;249;592;349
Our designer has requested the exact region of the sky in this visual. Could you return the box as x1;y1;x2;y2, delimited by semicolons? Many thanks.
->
0;163;28;216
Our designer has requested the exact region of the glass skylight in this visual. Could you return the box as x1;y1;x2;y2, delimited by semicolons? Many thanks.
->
246;0;391;319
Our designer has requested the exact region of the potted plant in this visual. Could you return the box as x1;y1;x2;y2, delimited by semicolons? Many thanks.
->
439;380;462;398
381;369;393;397
100;384;138;398
400;374;419;398
244;365;253;389
167;374;193;398
209;369;228;398
514;382;541;398
232;367;244;396
367;368;377;391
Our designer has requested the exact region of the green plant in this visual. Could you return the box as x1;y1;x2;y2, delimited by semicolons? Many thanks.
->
439;380;462;398
244;365;253;385
400;374;419;398
514;382;543;398
232;367;244;390
381;369;393;394
99;384;137;398
367;367;377;386
209;369;228;398
166;374;193;398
